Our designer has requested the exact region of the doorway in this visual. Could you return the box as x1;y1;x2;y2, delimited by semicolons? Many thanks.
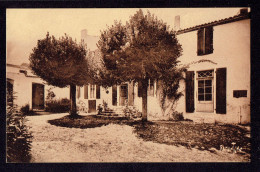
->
88;100;96;113
196;70;214;112
119;84;128;106
32;83;45;110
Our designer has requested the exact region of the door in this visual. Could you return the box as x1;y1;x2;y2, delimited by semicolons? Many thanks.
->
32;83;45;110
119;84;128;106
196;70;214;112
88;100;96;113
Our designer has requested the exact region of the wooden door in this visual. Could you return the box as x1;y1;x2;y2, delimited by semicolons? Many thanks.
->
88;100;96;113
119;84;128;106
32;83;44;110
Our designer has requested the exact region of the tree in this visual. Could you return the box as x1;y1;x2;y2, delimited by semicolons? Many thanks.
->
97;10;185;121
29;33;91;117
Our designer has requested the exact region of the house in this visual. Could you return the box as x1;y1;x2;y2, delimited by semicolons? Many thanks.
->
173;8;250;124
77;9;250;124
6;63;69;110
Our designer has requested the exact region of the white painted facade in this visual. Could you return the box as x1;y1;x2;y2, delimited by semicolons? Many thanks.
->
6;64;69;110
76;12;250;124
174;18;250;124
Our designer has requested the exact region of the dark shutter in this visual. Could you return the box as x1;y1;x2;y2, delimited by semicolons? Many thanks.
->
197;29;204;56
216;68;227;114
112;85;117;106
138;81;142;97
205;27;213;54
96;85;100;99
186;71;195;112
84;85;88;99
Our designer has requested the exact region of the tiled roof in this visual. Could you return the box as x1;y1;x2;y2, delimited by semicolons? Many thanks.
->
176;12;250;35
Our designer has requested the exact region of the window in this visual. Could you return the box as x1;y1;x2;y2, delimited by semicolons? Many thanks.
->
197;27;213;56
197;70;213;101
148;79;154;97
90;84;95;98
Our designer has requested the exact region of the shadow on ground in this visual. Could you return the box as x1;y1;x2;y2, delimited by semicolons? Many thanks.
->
48;114;250;160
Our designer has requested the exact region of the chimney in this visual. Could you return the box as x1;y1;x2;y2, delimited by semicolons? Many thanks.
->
174;15;180;31
81;29;87;42
239;8;248;15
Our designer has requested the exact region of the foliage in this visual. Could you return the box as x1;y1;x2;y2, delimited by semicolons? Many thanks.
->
45;98;70;113
102;100;109;111
6;91;32;162
77;100;88;113
96;9;185;120
20;104;34;116
122;104;142;119
46;87;56;101
97;104;103;115
29;32;91;87
169;111;184;121
29;32;93;116
97;10;183;84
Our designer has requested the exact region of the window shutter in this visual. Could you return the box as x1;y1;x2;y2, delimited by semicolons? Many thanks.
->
205;27;213;54
216;68;227;114
112;85;117;106
84;85;88;99
186;71;195;112
138;81;142;97
96;85;100;99
197;29;204;56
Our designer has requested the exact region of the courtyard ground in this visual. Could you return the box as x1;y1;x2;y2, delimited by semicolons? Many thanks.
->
25;113;250;162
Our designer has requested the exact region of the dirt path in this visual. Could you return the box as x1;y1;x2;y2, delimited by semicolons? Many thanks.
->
25;113;248;162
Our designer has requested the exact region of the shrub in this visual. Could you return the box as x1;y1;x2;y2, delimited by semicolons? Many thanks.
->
45;98;70;113
6;92;32;162
122;104;141;119
97;104;103;115
46;87;56;101
20;104;29;114
20;104;35;116
170;111;184;121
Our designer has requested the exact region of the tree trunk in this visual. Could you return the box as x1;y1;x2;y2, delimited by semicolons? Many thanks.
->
70;84;78;117
141;78;148;121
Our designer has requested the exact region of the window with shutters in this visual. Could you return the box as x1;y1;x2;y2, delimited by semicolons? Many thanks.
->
197;27;213;56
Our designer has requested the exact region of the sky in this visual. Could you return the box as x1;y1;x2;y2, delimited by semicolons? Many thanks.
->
6;8;247;65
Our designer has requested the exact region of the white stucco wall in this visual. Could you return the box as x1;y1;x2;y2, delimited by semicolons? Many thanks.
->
7;65;70;110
